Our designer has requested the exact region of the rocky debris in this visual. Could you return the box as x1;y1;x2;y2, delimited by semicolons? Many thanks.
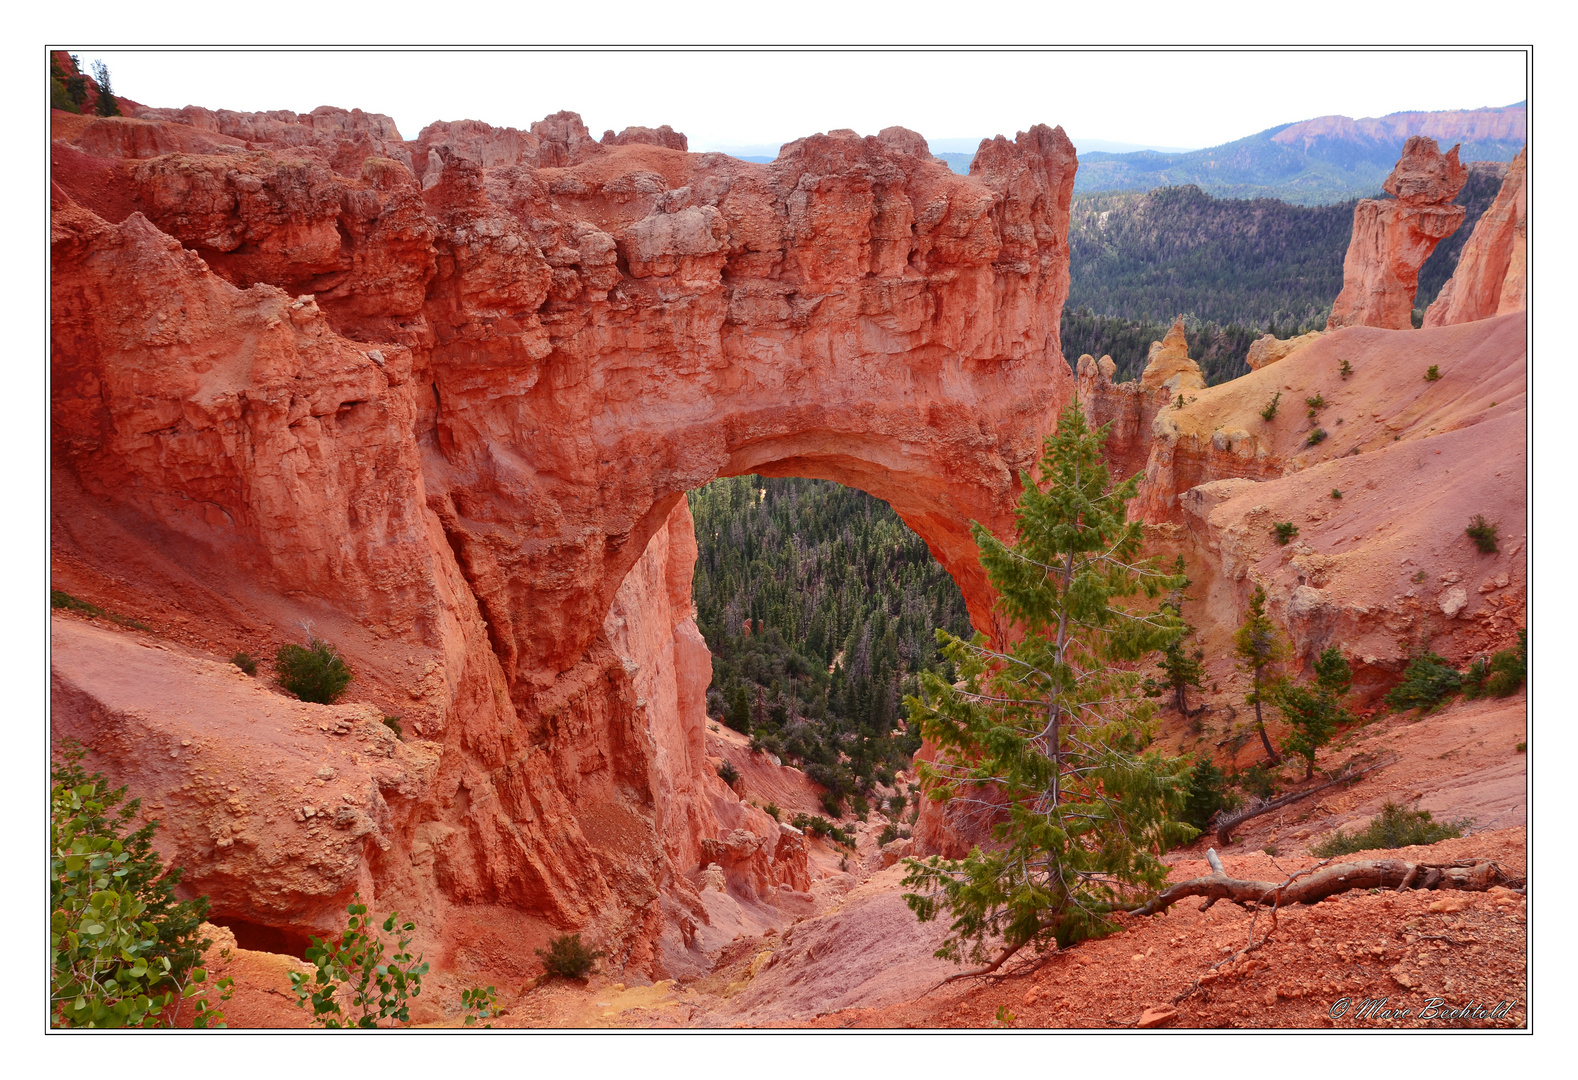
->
1327;137;1468;330
1246;329;1324;371
1424;146;1526;327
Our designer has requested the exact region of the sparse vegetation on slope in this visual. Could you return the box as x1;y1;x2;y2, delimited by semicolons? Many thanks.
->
1310;801;1470;857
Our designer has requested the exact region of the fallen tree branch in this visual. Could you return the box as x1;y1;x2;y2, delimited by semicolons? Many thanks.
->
1213;753;1399;845
1128;857;1521;917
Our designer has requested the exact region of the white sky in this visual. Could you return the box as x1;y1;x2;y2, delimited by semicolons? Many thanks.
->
63;47;1527;155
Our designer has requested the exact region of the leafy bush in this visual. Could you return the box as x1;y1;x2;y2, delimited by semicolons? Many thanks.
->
1425;365;1441;382
1273;521;1299;545
1462;630;1525;699
230;651;258;676
51;740;231;1028
1305;427;1328;447
1180;755;1240;832
1384;653;1462;712
535;933;605;980
716;760;740;786
290;896;429;1027
276;637;353;704
1331;489;1342;500
461;985;499;1027
1260;391;1281;421
1310;802;1468;857
1339;358;1353;379
820;791;844;817
381;715;404;740
1465;515;1499;554
1305;392;1326;417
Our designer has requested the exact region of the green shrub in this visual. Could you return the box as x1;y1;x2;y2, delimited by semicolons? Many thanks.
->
1384;653;1462;712
1310;802;1468;857
764;802;781;821
850;793;870;820
1463;630;1525;699
1305;427;1328;447
1331;489;1342;499
1305;392;1326;417
535;933;604;980
1516;741;1526;753
820;791;844;818
1465;515;1499;554
276;637;353;704
461;985;499;1027
290;896;429;1027
716;760;740;786
51;740;231;1028
1180;755;1240;832
230;651;258;676
878;822;904;846
381;716;404;740
1273;521;1299;545
1234;763;1281;802
888;793;908;818
1260;391;1281;421
791;812;852;847
1425;365;1441;382
1339;359;1353;379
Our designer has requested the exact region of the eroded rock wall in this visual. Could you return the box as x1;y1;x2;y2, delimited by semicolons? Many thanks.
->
1424;146;1526;327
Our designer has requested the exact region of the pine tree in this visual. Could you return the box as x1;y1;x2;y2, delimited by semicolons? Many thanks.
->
902;401;1195;972
1233;585;1285;764
1144;555;1206;716
1274;646;1352;780
90;60;121;117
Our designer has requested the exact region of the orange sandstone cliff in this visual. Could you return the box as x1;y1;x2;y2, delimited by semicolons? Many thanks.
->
1424;145;1527;327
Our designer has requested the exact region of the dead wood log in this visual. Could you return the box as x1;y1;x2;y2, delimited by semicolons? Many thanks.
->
1128;857;1522;917
1212;754;1397;845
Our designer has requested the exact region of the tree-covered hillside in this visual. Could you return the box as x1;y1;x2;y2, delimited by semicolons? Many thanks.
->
688;476;971;813
1060;171;1508;384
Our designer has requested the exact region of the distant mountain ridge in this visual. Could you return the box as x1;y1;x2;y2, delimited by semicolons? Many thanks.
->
1074;102;1525;205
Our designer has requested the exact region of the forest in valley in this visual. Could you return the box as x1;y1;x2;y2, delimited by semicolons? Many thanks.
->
687;476;971;815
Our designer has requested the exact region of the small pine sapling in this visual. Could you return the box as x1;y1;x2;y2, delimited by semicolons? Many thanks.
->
1272;522;1299;545
1273;647;1352;780
1233;585;1286;764
535;934;604;981
1143;555;1206;717
1331;489;1342;500
276;637;353;704
1260;391;1281;421
1425;365;1441;382
1306;427;1328;447
1339;358;1353;379
1305;392;1326;418
230;651;258;676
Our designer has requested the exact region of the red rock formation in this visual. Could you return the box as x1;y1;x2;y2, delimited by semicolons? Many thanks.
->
1424;146;1527;327
602;125;688;151
1326;137;1468;331
51;110;1081;969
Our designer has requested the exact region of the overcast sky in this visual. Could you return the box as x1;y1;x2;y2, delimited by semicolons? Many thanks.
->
63;47;1527;156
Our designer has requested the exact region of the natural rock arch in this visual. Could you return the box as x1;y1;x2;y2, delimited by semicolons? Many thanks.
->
50;108;1081;968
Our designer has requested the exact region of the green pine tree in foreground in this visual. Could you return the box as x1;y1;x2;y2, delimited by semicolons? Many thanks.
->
902;401;1196;973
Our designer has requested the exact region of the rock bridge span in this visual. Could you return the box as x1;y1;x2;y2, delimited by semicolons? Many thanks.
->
51;107;1081;970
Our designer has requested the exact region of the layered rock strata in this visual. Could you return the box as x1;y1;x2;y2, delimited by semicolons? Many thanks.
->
1326;137;1468;330
1424;146;1526;327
